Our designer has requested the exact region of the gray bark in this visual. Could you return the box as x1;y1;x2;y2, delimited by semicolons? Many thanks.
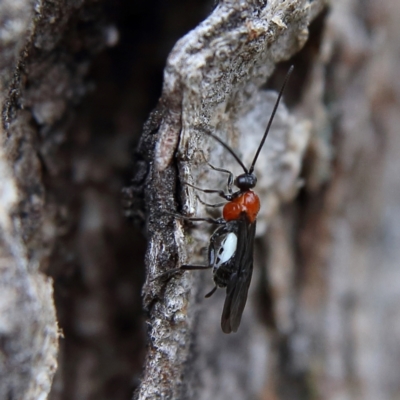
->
0;1;122;399
135;1;326;399
1;0;400;399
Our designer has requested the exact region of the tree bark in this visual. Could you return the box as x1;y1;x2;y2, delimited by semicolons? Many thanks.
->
1;0;400;399
132;1;325;399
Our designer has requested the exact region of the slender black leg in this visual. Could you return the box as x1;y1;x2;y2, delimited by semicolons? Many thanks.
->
180;264;213;271
152;264;212;282
206;164;234;194
196;149;234;194
175;265;219;299
204;285;218;298
196;195;226;208
165;211;225;225
182;181;232;201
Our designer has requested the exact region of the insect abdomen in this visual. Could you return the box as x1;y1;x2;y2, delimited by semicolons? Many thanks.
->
209;230;238;288
213;262;234;288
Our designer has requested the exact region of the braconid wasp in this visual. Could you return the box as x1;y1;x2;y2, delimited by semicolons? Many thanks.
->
160;66;293;334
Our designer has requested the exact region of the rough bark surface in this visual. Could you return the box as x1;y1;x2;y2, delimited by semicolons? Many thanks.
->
1;0;400;399
132;1;326;399
0;1;128;399
291;1;400;399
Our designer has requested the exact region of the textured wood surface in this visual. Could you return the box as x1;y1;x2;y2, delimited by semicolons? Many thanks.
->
1;0;399;399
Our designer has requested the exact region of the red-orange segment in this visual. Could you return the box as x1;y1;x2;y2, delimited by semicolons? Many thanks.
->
223;191;260;223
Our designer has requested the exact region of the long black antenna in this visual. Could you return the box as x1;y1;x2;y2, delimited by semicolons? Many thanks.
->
248;65;294;174
204;130;248;174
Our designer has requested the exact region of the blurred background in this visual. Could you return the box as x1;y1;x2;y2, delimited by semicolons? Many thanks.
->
1;0;400;399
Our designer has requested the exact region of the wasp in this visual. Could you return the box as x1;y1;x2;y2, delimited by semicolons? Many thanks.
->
161;66;293;334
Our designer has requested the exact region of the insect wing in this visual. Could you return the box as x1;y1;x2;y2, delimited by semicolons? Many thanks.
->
221;214;256;333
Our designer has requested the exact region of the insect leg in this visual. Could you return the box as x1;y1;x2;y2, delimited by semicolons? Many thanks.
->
204;285;218;298
165;211;225;225
180;264;213;270
152;264;212;282
206;164;234;194
196;194;226;208
196;149;234;194
182;181;232;201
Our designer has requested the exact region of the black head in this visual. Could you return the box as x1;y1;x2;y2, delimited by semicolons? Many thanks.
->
235;173;257;191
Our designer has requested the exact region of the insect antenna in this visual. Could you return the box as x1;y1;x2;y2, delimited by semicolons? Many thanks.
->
203;130;249;174
248;65;294;174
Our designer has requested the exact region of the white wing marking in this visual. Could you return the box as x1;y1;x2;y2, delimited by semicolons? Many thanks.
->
215;232;237;268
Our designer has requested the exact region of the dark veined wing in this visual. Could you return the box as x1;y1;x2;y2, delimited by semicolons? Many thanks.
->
221;213;256;333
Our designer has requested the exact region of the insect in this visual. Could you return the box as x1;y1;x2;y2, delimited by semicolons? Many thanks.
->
162;66;293;334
